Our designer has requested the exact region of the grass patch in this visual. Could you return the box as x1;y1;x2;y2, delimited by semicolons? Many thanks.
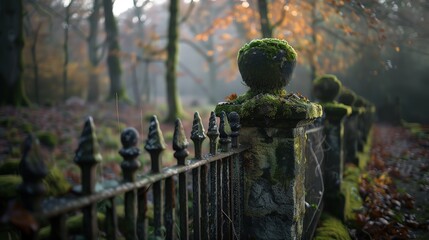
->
314;213;352;240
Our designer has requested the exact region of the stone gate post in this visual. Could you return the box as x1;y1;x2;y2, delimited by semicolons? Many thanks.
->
215;39;322;240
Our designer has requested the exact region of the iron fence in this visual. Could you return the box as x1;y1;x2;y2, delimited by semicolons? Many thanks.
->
12;110;333;240
16;111;246;240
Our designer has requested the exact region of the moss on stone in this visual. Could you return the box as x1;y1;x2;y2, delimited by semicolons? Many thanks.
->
320;102;352;117
313;74;342;102
215;92;323;126
237;38;297;91
313;213;352;240
238;38;297;62
341;165;363;225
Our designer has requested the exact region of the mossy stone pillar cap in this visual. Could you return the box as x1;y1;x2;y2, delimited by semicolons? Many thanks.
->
238;38;297;92
338;88;357;106
313;74;342;102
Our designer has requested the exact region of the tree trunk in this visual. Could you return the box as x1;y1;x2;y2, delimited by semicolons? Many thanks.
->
142;60;151;103
165;0;183;122
132;0;146;104
309;0;319;100
131;62;141;107
63;1;73;102
31;23;42;105
208;55;218;104
257;0;272;38
103;0;126;101
87;0;101;102
0;0;30;106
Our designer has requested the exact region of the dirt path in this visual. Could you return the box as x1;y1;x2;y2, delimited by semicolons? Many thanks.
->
371;124;429;239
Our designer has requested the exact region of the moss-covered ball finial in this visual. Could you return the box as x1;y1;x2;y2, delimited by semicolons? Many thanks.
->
237;38;297;93
313;74;342;102
338;88;356;106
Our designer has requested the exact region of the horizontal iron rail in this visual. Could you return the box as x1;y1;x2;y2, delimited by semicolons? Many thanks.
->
305;126;324;134
39;146;248;219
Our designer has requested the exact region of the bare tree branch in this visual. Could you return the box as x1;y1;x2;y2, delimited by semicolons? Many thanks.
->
272;0;289;28
26;0;86;40
179;0;195;25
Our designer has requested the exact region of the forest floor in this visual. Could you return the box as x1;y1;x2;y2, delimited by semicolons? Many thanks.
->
0;103;214;183
354;123;429;239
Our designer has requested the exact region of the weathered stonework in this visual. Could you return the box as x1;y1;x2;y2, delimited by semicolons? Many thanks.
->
215;38;323;239
313;74;351;220
240;126;308;239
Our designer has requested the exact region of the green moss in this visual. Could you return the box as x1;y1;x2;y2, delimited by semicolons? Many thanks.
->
0;167;70;199
0;117;33;133
238;38;297;62
237;39;297;91
0;175;21;199
341;165;363;225
320;102;352;119
43;167;71;196
36;131;58;150
314;213;352;240
357;128;373;169
0;160;20;175
313;74;342;102
98;127;121;150
215;92;323;125
37;213;106;239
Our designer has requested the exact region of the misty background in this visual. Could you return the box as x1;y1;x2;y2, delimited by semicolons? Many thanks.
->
7;0;429;122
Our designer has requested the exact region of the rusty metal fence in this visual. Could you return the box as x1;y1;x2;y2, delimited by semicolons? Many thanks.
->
16;111;246;240
12;110;331;240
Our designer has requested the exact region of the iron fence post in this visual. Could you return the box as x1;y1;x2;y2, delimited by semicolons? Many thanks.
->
144;116;166;238
74;117;102;240
120;127;142;240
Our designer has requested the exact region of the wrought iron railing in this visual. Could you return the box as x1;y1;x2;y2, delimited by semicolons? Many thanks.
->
16;111;247;240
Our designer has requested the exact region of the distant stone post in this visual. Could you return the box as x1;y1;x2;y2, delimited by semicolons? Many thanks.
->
353;97;368;152
338;88;359;166
215;39;323;240
313;75;351;220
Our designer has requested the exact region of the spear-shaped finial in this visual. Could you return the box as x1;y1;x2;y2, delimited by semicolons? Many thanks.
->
173;118;189;165
190;112;206;160
74;116;102;166
145;116;166;173
219;111;232;152
207;111;219;155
